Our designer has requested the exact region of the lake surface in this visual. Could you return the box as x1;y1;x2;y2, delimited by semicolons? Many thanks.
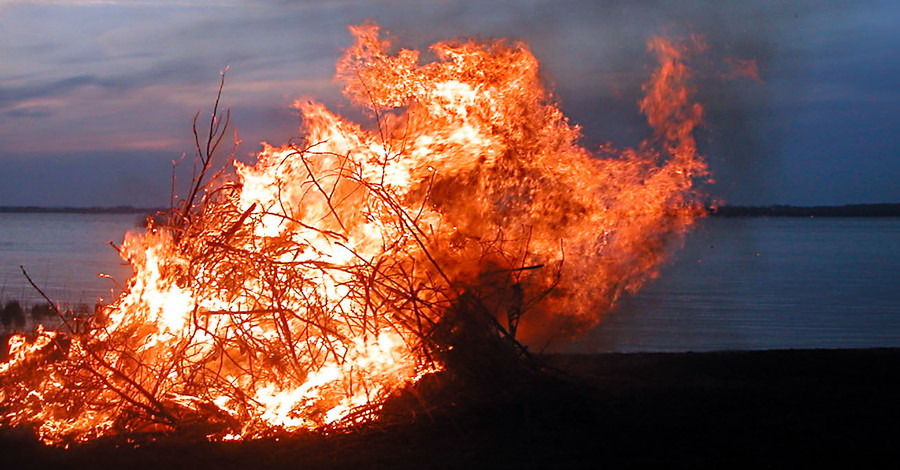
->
564;216;900;352
2;213;899;352
0;213;138;307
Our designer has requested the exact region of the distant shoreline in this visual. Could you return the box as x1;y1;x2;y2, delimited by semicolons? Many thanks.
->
0;206;166;215
709;203;900;217
2;203;900;217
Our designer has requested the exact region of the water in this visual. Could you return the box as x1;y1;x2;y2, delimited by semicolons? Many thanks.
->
0;213;138;308
565;217;900;352
2;213;899;351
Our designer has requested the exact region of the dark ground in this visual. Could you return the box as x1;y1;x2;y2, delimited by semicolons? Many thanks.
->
2;348;899;469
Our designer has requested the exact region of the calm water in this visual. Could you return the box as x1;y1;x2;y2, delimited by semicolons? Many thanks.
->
0;213;137;307
565;217;900;352
2;213;899;351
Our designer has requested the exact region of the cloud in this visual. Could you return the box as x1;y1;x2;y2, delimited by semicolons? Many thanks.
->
4;107;55;118
3;0;245;7
0;61;211;113
1;0;899;205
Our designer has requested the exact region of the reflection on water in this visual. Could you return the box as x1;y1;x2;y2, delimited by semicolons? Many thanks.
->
2;214;900;351
562;217;900;352
0;213;138;308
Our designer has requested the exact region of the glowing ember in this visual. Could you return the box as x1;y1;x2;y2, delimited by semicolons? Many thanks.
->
1;23;708;444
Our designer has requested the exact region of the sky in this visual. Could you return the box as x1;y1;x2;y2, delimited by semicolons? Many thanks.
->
0;0;898;207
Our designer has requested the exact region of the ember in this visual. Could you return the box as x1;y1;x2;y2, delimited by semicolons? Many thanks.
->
1;23;707;444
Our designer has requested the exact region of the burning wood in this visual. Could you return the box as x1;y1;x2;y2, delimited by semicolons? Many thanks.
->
1;23;708;444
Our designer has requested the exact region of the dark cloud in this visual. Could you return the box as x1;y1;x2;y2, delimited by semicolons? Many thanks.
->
4;107;55;118
0;76;103;109
0;58;214;112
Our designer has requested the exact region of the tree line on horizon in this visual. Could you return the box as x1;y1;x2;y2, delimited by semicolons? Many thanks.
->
3;203;900;217
709;203;900;217
0;206;165;214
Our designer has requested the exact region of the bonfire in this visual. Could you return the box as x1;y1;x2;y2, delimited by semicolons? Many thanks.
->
1;23;707;444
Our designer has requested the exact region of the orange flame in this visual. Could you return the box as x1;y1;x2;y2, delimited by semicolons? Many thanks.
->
1;24;708;444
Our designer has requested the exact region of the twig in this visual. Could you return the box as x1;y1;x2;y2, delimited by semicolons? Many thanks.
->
20;266;177;426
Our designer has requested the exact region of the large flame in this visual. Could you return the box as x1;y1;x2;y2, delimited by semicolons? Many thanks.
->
1;24;707;444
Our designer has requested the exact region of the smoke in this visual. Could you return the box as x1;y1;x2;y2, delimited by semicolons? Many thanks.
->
515;1;786;205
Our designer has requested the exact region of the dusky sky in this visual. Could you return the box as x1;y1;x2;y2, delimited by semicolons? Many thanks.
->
1;0;898;207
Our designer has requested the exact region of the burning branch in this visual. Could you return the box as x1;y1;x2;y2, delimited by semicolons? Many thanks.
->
176;68;239;235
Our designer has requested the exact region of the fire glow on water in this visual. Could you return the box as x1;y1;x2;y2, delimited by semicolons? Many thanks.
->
1;23;708;444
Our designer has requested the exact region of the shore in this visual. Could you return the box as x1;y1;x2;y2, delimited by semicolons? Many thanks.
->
4;203;900;217
2;347;898;468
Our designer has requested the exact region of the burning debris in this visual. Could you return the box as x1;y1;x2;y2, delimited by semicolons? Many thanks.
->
1;23;708;444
